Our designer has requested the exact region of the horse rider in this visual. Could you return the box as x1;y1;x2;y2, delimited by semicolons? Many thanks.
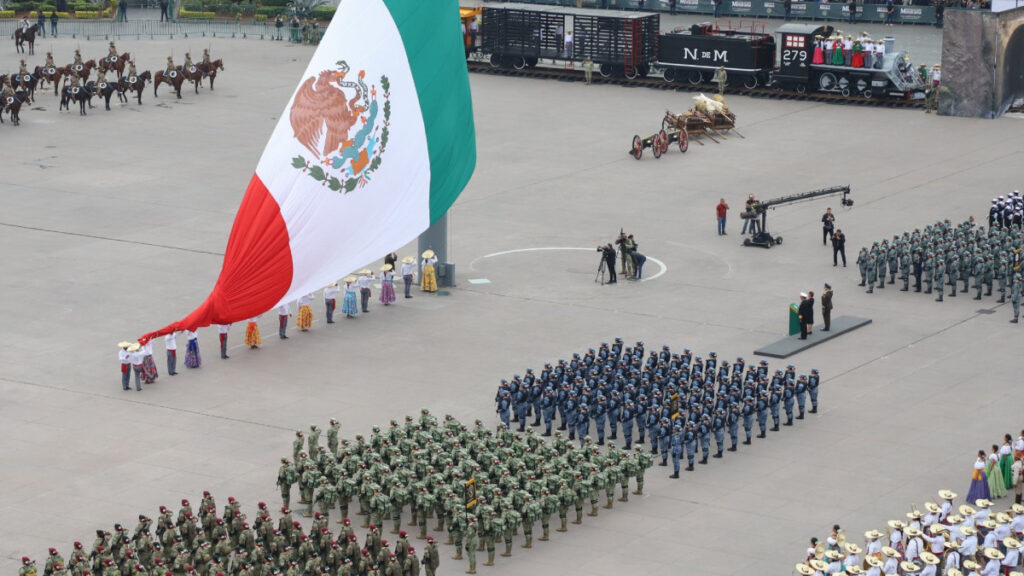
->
165;56;176;77
201;48;212;78
95;68;107;89
45;52;55;70
73;49;84;68
2;76;15;101
127;59;138;81
66;71;80;92
19;59;29;77
20;16;30;33
107;41;118;60
182;52;193;73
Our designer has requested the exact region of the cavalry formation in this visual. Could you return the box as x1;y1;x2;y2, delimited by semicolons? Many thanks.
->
1;40;225;124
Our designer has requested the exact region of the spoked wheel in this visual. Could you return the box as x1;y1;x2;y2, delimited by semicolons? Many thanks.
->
687;71;703;85
862;90;873;99
512;57;526;70
652;134;663;159
489;54;502;68
743;76;758;89
679;130;688;153
658;130;669;154
663;68;676;83
819;72;838;91
631;135;643;160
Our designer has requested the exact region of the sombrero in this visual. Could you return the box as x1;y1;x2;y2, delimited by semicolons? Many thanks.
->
939;490;958;500
881;547;900;558
959;504;977;516
422;249;435;259
118;341;132;348
127;342;140;352
887;520;906;530
984;547;1005;560
963;560;980;570
865;556;882;567
864;530;883;540
358;269;372;276
904;526;922;537
924;502;941;514
809;559;829;572
1005;536;1022;548
402;256;414;264
844;543;862;555
380;264;393;272
343;276;356;283
928;524;947;535
795;563;814;576
899;560;920;573
920;552;939;565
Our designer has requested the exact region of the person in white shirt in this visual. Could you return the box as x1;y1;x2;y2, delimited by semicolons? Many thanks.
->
277;303;291;339
964;558;981;576
323;283;340;323
356;270;374;313
921;525;946;556
564;29;574;58
400;256;416;299
297;293;314;331
961;526;979;558
843;543;862;570
919;552;939;576
119;341;132;390
341;276;359;319
1014;462;1024;507
865;530;883;560
982;523;998;549
217;323;232;359
904;526;923;562
1013;432;1024;454
164;332;178;376
1001;537;1021;571
184;329;202;369
943;541;961;574
129;342;144;391
939;489;957;522
865;555;882;576
245;316;262;349
881;548;899;575
1011;505;1024;534
980;548;1003;576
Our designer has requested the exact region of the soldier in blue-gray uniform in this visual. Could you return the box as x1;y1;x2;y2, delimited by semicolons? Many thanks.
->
566;393;579;441
887;242;899;284
875;244;887;289
657;417;671;466
934;259;946;302
856;247;869;286
866;253;877;293
575;405;589;447
795;374;807;419
669;425;683;479
742;395;755;444
645;407;660;454
755;390;769;438
712;407;726;458
541;388;556;437
807;369;821;413
683;420;697;472
697;413;711;465
996;253;1008;302
607;391;620;441
782;377;796;427
592;396;607;445
923;248;934;294
948;255;959;297
899;248;911;291
913;249;923;292
496;391;511;430
620;400;635;450
514;378;529;432
727;402;740;451
768;379;782;432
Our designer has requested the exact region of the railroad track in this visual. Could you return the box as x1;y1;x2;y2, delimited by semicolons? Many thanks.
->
467;60;925;110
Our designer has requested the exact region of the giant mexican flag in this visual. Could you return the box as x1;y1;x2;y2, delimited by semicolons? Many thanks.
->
140;0;475;341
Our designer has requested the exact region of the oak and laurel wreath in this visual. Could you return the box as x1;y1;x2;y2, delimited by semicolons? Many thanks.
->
291;74;391;194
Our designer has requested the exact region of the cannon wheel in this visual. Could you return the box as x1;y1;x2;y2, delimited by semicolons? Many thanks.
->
658;130;669;154
631;135;643;160
679;130;688;153
652;134;663;159
796;84;807;94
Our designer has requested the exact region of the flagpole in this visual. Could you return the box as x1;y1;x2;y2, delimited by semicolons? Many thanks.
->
418;212;454;288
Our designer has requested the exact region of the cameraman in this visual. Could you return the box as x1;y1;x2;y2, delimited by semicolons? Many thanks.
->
598;244;617;284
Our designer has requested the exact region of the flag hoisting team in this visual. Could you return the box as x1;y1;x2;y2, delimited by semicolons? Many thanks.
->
116;251;440;391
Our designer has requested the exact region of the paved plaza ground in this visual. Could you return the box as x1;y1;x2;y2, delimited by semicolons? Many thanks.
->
0;24;1021;576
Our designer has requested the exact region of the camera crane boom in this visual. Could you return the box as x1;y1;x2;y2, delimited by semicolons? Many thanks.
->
740;185;852;249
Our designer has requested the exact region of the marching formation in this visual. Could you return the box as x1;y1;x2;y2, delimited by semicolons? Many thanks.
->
117;251;438;391
492;339;821;478
276;412;653;574
13;491;443;576
1;41;225;123
855;215;1024;322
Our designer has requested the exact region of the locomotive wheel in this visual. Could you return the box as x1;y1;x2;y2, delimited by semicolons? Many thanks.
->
525;57;538;68
663;68;676;83
855;78;868;94
489;54;502;68
658;130;669;154
625;67;638;80
862;90;873;99
819;72;837;91
599;63;613;78
841;88;850;97
512;57;527;70
631;135;643;160
796;84;807;94
652;135;663;159
679;130;688;153
687;71;703;85
743;76;758;89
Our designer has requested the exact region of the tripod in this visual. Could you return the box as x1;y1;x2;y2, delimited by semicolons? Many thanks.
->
595;257;607;285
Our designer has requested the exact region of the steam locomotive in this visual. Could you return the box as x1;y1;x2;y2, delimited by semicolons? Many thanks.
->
476;4;926;100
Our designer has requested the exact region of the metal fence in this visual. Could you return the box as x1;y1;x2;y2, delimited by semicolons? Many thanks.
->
0;18;281;39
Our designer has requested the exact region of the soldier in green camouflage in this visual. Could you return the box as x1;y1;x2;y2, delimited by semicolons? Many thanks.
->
314;478;338;524
327;419;340;455
499;502;520;557
463;516;478;575
292;432;304;465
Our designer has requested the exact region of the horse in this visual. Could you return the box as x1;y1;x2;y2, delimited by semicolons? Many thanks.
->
60;83;94;115
153;68;185;99
65;60;97;83
11;71;39;103
88;79;121;111
15;24;39;55
99;52;131;79
38;65;68;96
197;59;224;91
179;64;203;94
119;70;150;105
1;90;30;125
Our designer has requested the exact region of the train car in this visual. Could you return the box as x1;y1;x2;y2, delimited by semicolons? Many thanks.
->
775;23;925;98
657;23;775;89
480;3;659;78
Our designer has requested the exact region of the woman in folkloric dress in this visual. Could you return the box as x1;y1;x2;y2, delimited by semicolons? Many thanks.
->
421;249;438;293
141;340;159;383
296;293;314;331
988;445;1007;498
999;435;1014;490
379;264;396;305
184;329;202;369
342;276;359;319
245;315;262;350
812;35;825;65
